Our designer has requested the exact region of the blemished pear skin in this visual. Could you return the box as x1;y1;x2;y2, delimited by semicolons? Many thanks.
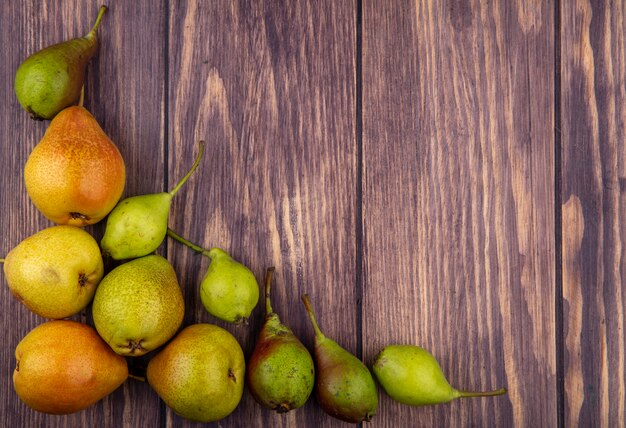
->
3;225;103;319
167;229;259;323
92;255;184;356
147;323;246;423
372;344;506;406
14;320;128;415
301;294;378;423
101;141;205;260
15;6;107;120
247;268;315;413
24;106;126;226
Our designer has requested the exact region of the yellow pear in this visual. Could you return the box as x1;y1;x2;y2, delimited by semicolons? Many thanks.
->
92;255;184;356
14;320;128;414
24;106;126;226
147;324;245;422
3;225;104;319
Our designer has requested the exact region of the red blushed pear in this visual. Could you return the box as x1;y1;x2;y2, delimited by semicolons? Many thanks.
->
24;105;126;226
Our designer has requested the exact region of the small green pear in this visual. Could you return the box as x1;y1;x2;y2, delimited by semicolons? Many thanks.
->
2;225;103;319
92;255;184;356
301;294;378;423
101;141;204;260
15;6;107;120
147;323;245;423
372;344;507;406
247;268;315;412
167;229;259;323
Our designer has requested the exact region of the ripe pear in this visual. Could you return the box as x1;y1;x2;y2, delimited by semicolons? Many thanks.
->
301;294;378;423
14;320;128;414
167;229;259;323
92;255;184;356
24;106;126;226
372;345;507;406
247;268;315;412
2;225;103;319
147;323;245;423
101;141;204;260
15;6;107;120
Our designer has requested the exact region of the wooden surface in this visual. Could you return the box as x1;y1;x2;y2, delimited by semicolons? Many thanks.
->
0;1;623;427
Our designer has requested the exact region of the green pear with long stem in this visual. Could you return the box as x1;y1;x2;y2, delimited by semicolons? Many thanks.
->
372;344;507;406
15;5;107;120
101;141;205;260
167;229;259;323
247;268;315;412
301;294;378;423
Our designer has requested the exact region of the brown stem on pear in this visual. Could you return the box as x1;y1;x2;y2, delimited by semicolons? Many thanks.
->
265;267;276;316
0;258;5;263
169;141;205;197
301;294;325;340
166;228;211;257
88;5;108;36
128;374;146;382
78;85;85;107
457;387;507;398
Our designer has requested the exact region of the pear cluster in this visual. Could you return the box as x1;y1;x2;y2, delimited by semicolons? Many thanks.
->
2;4;508;424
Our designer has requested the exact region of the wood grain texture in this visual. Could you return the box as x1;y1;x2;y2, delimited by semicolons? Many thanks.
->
561;0;626;426
166;1;357;427
0;1;165;427
362;0;556;426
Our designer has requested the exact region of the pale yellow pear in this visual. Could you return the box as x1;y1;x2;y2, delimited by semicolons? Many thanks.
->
3;225;103;319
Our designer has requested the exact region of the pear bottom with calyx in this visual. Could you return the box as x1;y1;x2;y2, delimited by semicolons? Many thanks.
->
372;344;507;406
301;294;378;423
101;141;204;260
247;268;315;412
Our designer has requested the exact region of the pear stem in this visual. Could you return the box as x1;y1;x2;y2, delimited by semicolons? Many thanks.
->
78;85;85;107
0;258;4;263
89;5;108;35
457;387;507;398
265;267;276;316
169;141;205;197
301;294;325;340
166;228;211;257
128;374;146;382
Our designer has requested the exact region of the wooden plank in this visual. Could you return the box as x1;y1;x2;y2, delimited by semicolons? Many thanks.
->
166;1;357;427
362;0;556;426
561;0;626;426
0;1;165;426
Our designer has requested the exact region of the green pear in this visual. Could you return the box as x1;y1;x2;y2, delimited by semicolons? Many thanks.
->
15;6;107;120
247;268;315;412
167;229;259;323
147;323;245;423
2;225;103;319
14;320;127;414
92;255;184;356
372;344;507;406
301;294;378;423
101;141;204;260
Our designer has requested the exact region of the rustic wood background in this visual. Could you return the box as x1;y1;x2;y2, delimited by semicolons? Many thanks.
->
0;1;624;427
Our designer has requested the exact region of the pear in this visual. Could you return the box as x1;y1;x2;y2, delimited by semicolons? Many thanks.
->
15;6;107;120
167;229;259;323
101;141;204;260
14;320;128;414
92;254;184;356
24;106;126;226
301;294;378;423
147;323;245;423
2;225;103;319
372;344;507;406
247;268;315;412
